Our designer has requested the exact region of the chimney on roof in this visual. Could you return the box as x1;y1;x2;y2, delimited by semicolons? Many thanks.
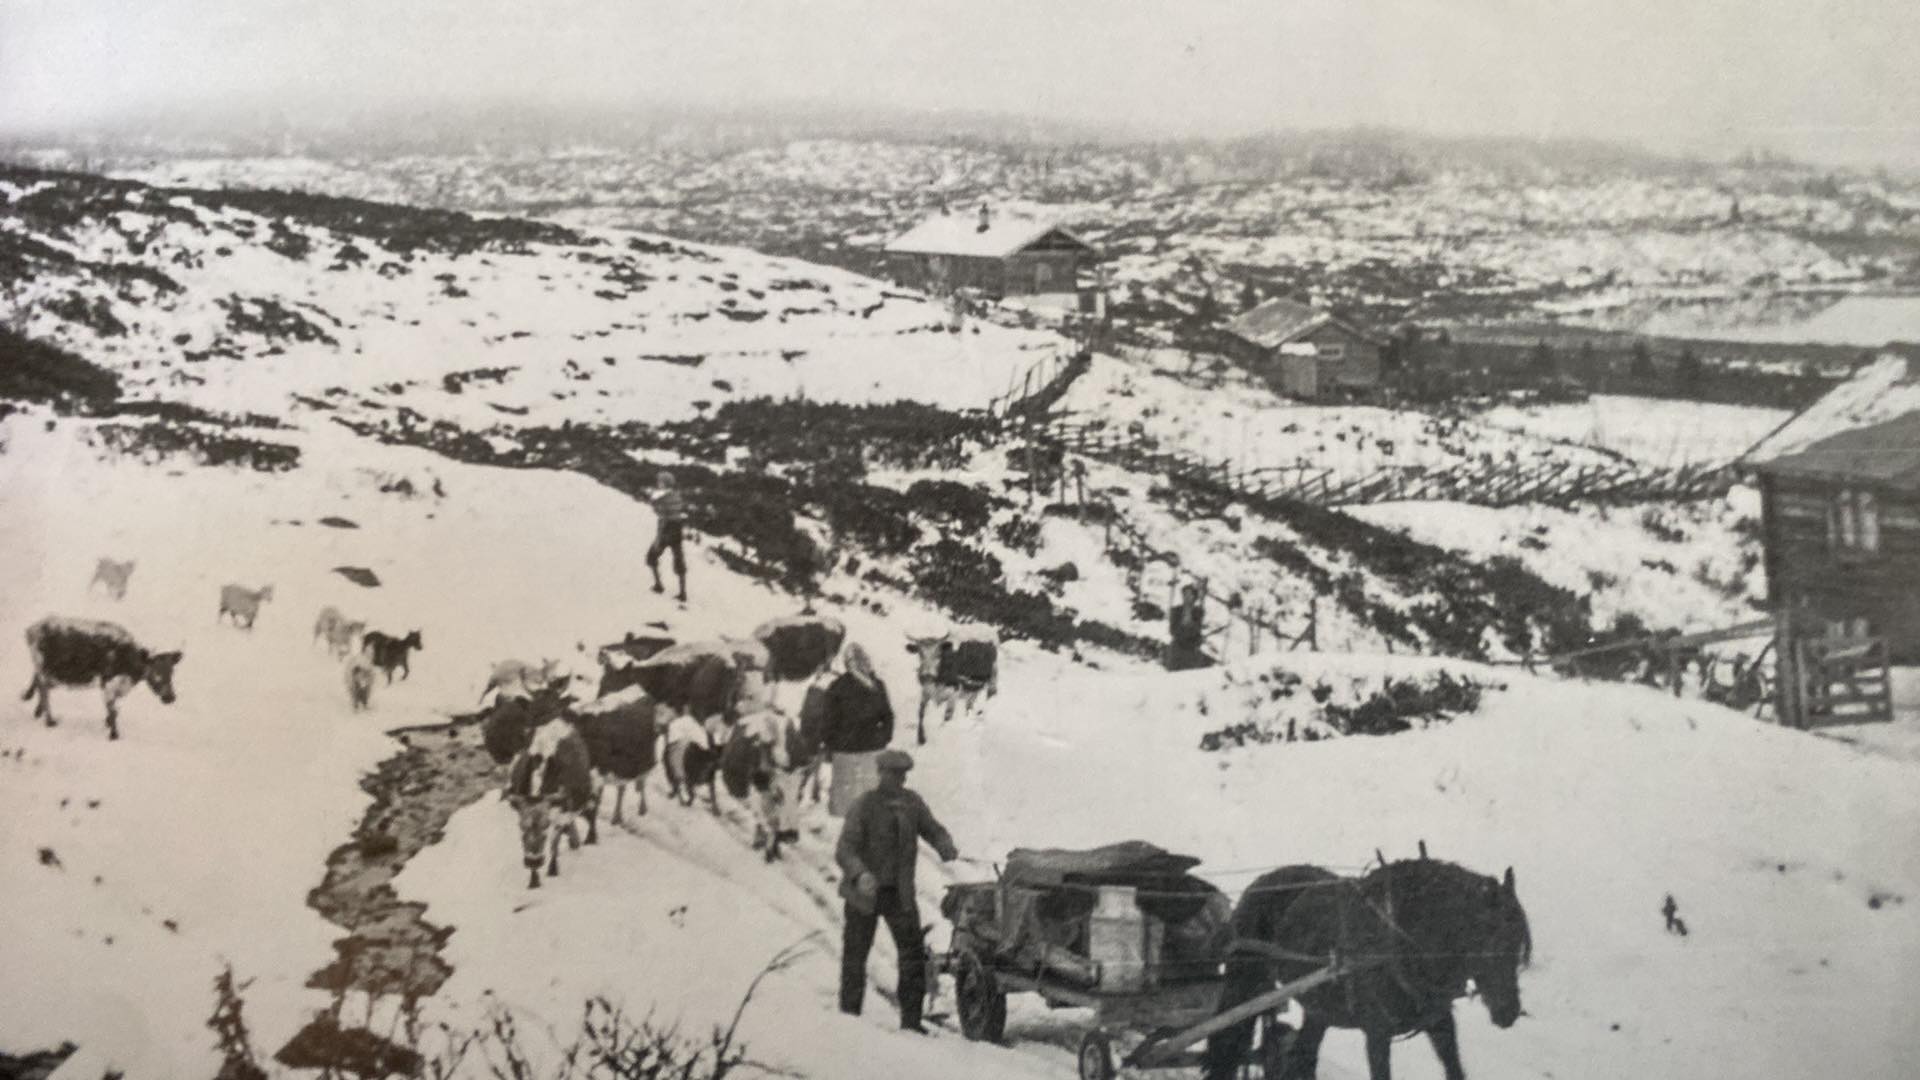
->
977;203;991;234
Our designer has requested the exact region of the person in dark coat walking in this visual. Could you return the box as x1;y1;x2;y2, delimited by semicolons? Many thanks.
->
836;749;956;1033
647;471;689;601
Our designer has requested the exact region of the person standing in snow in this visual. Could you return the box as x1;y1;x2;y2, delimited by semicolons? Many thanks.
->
800;642;895;815
836;749;956;1034
646;471;689;602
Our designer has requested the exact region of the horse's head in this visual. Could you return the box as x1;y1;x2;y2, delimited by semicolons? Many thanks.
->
1470;866;1531;1028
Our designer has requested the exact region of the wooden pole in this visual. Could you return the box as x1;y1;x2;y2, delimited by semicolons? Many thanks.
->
1127;962;1373;1068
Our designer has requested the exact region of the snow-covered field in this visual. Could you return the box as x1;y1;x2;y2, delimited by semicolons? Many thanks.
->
1061;351;1626;483
5;411;1918;1080
1477;395;1793;468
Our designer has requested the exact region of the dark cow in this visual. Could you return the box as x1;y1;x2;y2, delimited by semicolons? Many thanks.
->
625;639;768;727
480;683;578;766
625;639;767;812
506;718;600;888
361;629;423;683
481;682;662;828
905;627;999;745
753;614;846;683
569;686;662;824
21;616;183;740
594;632;677;697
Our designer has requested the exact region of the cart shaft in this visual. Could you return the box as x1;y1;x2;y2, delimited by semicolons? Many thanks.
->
1124;961;1368;1069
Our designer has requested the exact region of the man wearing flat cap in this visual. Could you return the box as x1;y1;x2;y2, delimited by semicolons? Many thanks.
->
835;748;957;1033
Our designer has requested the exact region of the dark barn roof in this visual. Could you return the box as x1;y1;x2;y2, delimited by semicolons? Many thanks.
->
1753;409;1920;490
1225;297;1382;349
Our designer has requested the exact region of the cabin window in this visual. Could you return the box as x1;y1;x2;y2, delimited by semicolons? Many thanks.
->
1826;488;1879;553
1035;263;1054;287
1827;614;1872;638
1317;344;1346;360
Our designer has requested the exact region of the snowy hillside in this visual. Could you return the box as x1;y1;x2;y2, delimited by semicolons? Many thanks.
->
3;412;1918;1080
82;137;1920;336
0;167;1065;431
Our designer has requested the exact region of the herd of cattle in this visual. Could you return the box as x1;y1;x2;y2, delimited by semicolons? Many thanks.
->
19;557;1003;887
481;615;1002;886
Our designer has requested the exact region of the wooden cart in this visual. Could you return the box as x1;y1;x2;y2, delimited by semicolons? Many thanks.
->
935;845;1366;1079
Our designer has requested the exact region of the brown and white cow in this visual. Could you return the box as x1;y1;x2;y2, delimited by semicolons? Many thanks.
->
905;626;999;745
569;685;663;825
506;718;601;888
721;707;816;862
21;616;183;740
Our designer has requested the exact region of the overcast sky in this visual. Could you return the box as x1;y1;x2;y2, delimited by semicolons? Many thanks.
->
3;0;1917;167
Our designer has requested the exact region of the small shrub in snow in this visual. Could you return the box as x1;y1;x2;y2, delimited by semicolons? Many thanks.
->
1322;671;1492;736
90;421;301;473
1199;669;1494;749
1639;507;1689;544
905;478;1006;534
0;327;121;409
1043;499;1117;524
994;514;1043;555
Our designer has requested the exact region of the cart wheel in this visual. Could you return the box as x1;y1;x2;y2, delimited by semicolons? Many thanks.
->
1077;1029;1115;1080
953;951;1007;1043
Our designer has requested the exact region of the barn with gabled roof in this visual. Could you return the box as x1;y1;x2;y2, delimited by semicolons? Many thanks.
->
882;204;1098;299
1222;297;1384;400
1745;350;1920;665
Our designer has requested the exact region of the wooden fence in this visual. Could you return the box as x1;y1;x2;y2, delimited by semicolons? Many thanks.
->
1020;451;1320;666
1033;417;1737;512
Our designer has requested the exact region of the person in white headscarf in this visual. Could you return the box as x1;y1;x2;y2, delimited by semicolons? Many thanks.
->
800;641;895;816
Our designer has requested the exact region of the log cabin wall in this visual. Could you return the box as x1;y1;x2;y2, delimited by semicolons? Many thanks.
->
1761;472;1920;662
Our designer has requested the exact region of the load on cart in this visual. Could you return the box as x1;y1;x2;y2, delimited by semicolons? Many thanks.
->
935;841;1533;1080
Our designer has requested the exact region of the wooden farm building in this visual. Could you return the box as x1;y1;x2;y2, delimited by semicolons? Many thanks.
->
1742;348;1920;725
1222;298;1384;400
1751;409;1920;662
883;205;1098;299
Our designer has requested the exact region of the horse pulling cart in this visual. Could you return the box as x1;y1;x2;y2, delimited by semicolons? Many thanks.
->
934;842;1370;1079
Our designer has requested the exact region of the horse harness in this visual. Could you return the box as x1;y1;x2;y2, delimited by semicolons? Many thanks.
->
1225;870;1470;1040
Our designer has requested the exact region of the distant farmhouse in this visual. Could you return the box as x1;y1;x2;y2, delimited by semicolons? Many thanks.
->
1743;349;1920;666
1222;297;1384;400
883;204;1099;301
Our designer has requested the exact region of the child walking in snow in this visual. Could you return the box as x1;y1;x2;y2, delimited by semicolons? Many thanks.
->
647;471;689;602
